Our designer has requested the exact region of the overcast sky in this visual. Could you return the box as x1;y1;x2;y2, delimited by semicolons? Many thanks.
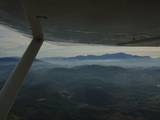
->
0;24;160;58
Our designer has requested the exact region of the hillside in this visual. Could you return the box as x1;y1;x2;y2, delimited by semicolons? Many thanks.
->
0;57;160;120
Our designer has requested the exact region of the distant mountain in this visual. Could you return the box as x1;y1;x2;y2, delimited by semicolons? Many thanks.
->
0;57;19;62
43;53;151;61
0;57;44;63
0;57;60;72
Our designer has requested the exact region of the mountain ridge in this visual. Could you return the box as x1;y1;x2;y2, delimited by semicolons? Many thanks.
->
0;56;19;62
42;52;151;61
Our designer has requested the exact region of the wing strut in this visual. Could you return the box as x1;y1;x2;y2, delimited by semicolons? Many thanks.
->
0;16;44;120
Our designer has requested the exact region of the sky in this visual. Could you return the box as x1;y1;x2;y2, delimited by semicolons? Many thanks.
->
0;24;160;58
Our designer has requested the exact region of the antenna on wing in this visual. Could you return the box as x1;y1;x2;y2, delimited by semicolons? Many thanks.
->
118;36;160;46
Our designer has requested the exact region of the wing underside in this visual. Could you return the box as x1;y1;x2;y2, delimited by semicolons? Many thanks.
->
0;0;160;46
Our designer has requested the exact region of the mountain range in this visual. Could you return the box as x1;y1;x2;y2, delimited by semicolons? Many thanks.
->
42;52;151;61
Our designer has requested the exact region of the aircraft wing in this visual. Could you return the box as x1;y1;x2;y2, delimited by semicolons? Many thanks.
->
1;0;160;46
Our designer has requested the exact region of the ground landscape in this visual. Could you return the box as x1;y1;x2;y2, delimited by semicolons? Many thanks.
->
0;54;160;120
